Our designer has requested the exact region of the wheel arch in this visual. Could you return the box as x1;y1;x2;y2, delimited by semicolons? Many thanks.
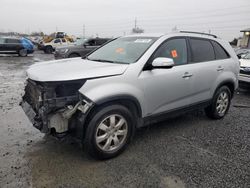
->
80;95;142;141
215;79;235;98
94;95;142;118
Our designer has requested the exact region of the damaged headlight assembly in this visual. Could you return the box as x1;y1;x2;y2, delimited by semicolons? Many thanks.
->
48;97;94;135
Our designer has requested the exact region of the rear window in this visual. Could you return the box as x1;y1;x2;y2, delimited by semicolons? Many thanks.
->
211;41;230;59
190;38;215;62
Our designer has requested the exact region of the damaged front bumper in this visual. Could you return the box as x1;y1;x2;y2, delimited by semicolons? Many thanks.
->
20;79;94;137
21;99;93;134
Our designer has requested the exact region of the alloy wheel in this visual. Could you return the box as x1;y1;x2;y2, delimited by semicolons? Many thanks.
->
216;91;229;115
95;114;128;152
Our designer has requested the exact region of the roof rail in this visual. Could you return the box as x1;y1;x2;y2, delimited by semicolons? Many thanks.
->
179;31;217;38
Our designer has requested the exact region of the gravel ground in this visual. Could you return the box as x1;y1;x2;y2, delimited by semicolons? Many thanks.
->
0;51;250;188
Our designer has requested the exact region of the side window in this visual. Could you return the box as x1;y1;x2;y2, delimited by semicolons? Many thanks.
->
96;39;107;46
211;41;230;60
6;39;20;44
54;39;61;43
153;38;188;65
88;39;96;46
190;38;215;62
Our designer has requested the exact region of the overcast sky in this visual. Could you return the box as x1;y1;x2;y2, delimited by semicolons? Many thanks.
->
0;0;250;41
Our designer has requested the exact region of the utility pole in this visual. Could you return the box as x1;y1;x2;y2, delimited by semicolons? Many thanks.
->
135;18;137;29
83;24;85;38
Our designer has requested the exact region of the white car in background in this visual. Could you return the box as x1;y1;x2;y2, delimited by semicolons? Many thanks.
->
239;53;250;85
42;38;73;54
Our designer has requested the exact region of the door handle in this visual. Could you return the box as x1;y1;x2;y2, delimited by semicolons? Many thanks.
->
182;72;193;78
217;66;224;71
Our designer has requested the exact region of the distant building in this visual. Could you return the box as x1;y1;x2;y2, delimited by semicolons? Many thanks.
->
240;28;250;48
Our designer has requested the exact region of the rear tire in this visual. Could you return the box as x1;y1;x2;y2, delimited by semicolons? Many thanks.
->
205;86;231;119
18;49;28;57
84;104;136;160
44;46;53;54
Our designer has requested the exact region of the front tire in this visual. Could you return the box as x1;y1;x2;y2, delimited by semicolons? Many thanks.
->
84;104;135;160
205;86;231;119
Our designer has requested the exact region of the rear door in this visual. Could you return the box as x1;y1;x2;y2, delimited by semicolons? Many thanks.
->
187;37;230;104
61;38;68;47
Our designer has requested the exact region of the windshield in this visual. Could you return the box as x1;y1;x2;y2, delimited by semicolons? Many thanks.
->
242;53;250;59
87;37;157;64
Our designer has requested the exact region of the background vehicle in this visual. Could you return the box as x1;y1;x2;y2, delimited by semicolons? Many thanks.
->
0;37;34;56
37;32;74;51
42;32;74;43
235;48;250;58
239;52;250;87
41;38;73;54
54;37;111;59
21;32;239;159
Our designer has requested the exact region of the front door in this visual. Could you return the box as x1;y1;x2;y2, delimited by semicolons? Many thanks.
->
140;38;194;116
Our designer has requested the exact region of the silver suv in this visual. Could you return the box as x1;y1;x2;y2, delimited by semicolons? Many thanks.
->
21;32;239;159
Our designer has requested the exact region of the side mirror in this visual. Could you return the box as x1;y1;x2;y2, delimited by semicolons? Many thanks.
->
152;57;174;69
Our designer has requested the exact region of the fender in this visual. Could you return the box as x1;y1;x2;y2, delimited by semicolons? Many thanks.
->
78;78;146;117
210;71;237;98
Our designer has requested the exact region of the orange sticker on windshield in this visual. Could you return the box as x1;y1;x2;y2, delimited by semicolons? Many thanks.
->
116;48;124;53
171;50;178;58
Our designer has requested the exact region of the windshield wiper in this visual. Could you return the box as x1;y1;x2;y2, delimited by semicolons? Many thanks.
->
88;59;119;64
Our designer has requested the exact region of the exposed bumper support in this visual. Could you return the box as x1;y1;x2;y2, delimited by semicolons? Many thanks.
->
21;98;94;135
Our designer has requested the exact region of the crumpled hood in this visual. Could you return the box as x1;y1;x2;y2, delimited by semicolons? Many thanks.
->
240;59;250;67
27;58;129;82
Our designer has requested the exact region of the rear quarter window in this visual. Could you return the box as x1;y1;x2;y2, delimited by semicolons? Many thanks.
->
211;41;230;59
190;38;215;63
